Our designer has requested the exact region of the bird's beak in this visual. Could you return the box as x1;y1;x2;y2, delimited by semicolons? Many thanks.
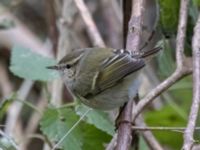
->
46;65;60;70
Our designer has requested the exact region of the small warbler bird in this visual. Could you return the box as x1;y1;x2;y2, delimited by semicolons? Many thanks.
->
47;47;161;110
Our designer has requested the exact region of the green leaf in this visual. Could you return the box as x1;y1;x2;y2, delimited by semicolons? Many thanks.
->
40;107;111;150
145;105;186;126
159;0;180;34
40;107;83;150
170;83;192;112
82;123;111;150
193;0;200;7
10;46;59;81
144;105;186;149
75;105;115;136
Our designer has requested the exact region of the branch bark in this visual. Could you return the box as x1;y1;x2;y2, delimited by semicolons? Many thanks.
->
116;0;146;149
116;101;135;150
183;13;200;150
176;0;189;68
126;0;145;52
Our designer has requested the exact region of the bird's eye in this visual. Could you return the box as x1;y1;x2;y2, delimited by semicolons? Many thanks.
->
66;64;71;69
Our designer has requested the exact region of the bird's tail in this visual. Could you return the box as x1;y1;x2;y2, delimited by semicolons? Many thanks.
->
141;47;162;58
139;47;162;62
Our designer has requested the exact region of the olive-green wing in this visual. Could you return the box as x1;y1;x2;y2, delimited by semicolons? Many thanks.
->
90;52;145;94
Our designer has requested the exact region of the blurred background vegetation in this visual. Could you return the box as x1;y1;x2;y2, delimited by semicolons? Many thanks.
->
0;0;198;150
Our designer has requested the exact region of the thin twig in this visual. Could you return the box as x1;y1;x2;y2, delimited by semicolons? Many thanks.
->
111;0;123;23
132;126;200;132
51;108;92;150
126;0;145;52
4;80;33;149
132;68;191;121
132;0;191;121
73;0;105;47
5;80;34;136
135;116;163;150
100;0;122;48
183;13;200;150
108;109;164;150
21;94;48;150
45;0;59;54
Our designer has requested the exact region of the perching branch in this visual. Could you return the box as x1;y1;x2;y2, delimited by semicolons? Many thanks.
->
106;113;163;150
132;0;192;121
183;13;200;150
116;101;135;150
116;0;146;150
